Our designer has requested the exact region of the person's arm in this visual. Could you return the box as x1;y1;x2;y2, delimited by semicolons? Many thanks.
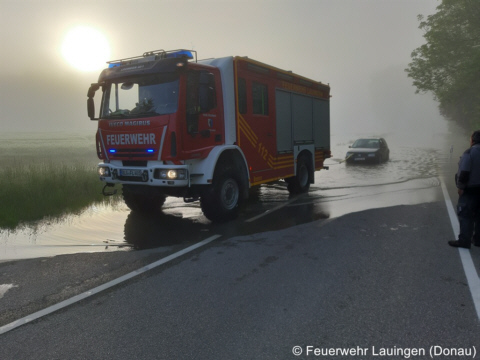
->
457;152;472;195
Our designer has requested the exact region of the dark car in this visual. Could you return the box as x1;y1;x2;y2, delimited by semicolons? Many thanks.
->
345;137;390;164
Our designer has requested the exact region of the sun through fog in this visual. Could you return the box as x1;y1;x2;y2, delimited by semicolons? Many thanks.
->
61;26;110;72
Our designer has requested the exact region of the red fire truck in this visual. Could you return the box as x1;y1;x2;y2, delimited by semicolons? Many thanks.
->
88;49;330;221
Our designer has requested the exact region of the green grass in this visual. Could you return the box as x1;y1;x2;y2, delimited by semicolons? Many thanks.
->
0;132;120;229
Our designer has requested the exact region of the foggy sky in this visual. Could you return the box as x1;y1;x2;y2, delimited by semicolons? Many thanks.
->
0;0;443;139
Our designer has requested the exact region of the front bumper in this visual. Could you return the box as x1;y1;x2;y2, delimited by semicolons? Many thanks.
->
98;163;189;187
345;152;379;163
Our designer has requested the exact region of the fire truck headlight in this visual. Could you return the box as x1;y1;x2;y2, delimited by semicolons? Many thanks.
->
167;170;177;179
175;169;187;180
98;166;111;177
159;169;187;180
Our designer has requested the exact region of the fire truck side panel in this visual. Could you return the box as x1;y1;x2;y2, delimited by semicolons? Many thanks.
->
292;93;314;143
312;98;330;172
233;57;330;187
275;90;293;152
235;59;279;185
313;97;330;150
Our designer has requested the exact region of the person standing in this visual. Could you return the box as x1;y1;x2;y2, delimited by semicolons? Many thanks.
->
449;130;480;249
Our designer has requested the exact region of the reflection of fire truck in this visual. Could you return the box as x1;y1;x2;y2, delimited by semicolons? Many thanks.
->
88;49;330;222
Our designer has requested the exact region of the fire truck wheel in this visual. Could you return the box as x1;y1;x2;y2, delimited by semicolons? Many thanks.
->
122;185;166;213
287;156;311;194
201;170;241;222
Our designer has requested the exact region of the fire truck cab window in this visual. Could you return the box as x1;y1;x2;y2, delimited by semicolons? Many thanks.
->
252;82;268;115
186;71;217;134
101;74;179;119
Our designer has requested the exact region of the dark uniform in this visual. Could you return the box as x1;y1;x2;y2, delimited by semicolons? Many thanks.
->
449;130;480;248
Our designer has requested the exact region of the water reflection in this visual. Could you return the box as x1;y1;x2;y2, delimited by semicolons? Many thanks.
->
284;195;330;226
123;211;209;250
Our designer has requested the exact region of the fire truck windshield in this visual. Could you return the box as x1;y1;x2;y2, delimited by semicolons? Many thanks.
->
101;74;179;119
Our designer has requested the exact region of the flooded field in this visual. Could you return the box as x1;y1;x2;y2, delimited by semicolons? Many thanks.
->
0;132;116;229
0;132;95;164
0;128;469;261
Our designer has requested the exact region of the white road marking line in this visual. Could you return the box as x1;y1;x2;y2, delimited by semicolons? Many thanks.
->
441;181;480;320
0;234;221;335
0;284;17;299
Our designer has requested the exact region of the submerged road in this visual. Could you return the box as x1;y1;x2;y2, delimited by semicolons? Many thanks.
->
0;180;480;359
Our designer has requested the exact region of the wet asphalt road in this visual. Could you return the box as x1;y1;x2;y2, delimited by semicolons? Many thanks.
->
1;132;480;358
1;197;480;359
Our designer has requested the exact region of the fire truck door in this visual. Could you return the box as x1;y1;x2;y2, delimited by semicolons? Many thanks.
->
184;70;223;152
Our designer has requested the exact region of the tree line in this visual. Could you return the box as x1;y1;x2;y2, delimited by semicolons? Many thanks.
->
406;0;480;130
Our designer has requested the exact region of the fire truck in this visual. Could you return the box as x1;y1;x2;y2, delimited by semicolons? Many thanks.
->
88;49;330;222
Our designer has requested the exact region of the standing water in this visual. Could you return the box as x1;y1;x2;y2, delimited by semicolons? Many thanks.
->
0;127;468;261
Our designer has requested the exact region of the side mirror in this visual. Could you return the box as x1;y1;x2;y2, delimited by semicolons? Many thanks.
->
87;83;101;120
87;83;100;98
121;82;134;90
87;98;96;120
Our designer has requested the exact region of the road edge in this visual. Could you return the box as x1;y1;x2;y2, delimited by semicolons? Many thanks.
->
440;180;480;321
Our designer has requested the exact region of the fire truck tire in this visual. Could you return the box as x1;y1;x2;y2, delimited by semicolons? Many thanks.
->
201;169;241;222
287;155;311;194
122;185;166;213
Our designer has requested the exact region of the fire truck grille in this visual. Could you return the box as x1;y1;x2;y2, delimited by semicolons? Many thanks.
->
122;161;148;167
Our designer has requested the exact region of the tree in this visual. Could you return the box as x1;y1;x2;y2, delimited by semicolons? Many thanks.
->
406;0;480;129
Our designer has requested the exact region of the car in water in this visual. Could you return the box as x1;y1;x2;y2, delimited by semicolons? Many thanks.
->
345;137;390;164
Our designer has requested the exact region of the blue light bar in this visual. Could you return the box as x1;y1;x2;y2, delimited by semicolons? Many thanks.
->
108;63;121;68
109;149;117;153
146;149;155;153
166;50;194;59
